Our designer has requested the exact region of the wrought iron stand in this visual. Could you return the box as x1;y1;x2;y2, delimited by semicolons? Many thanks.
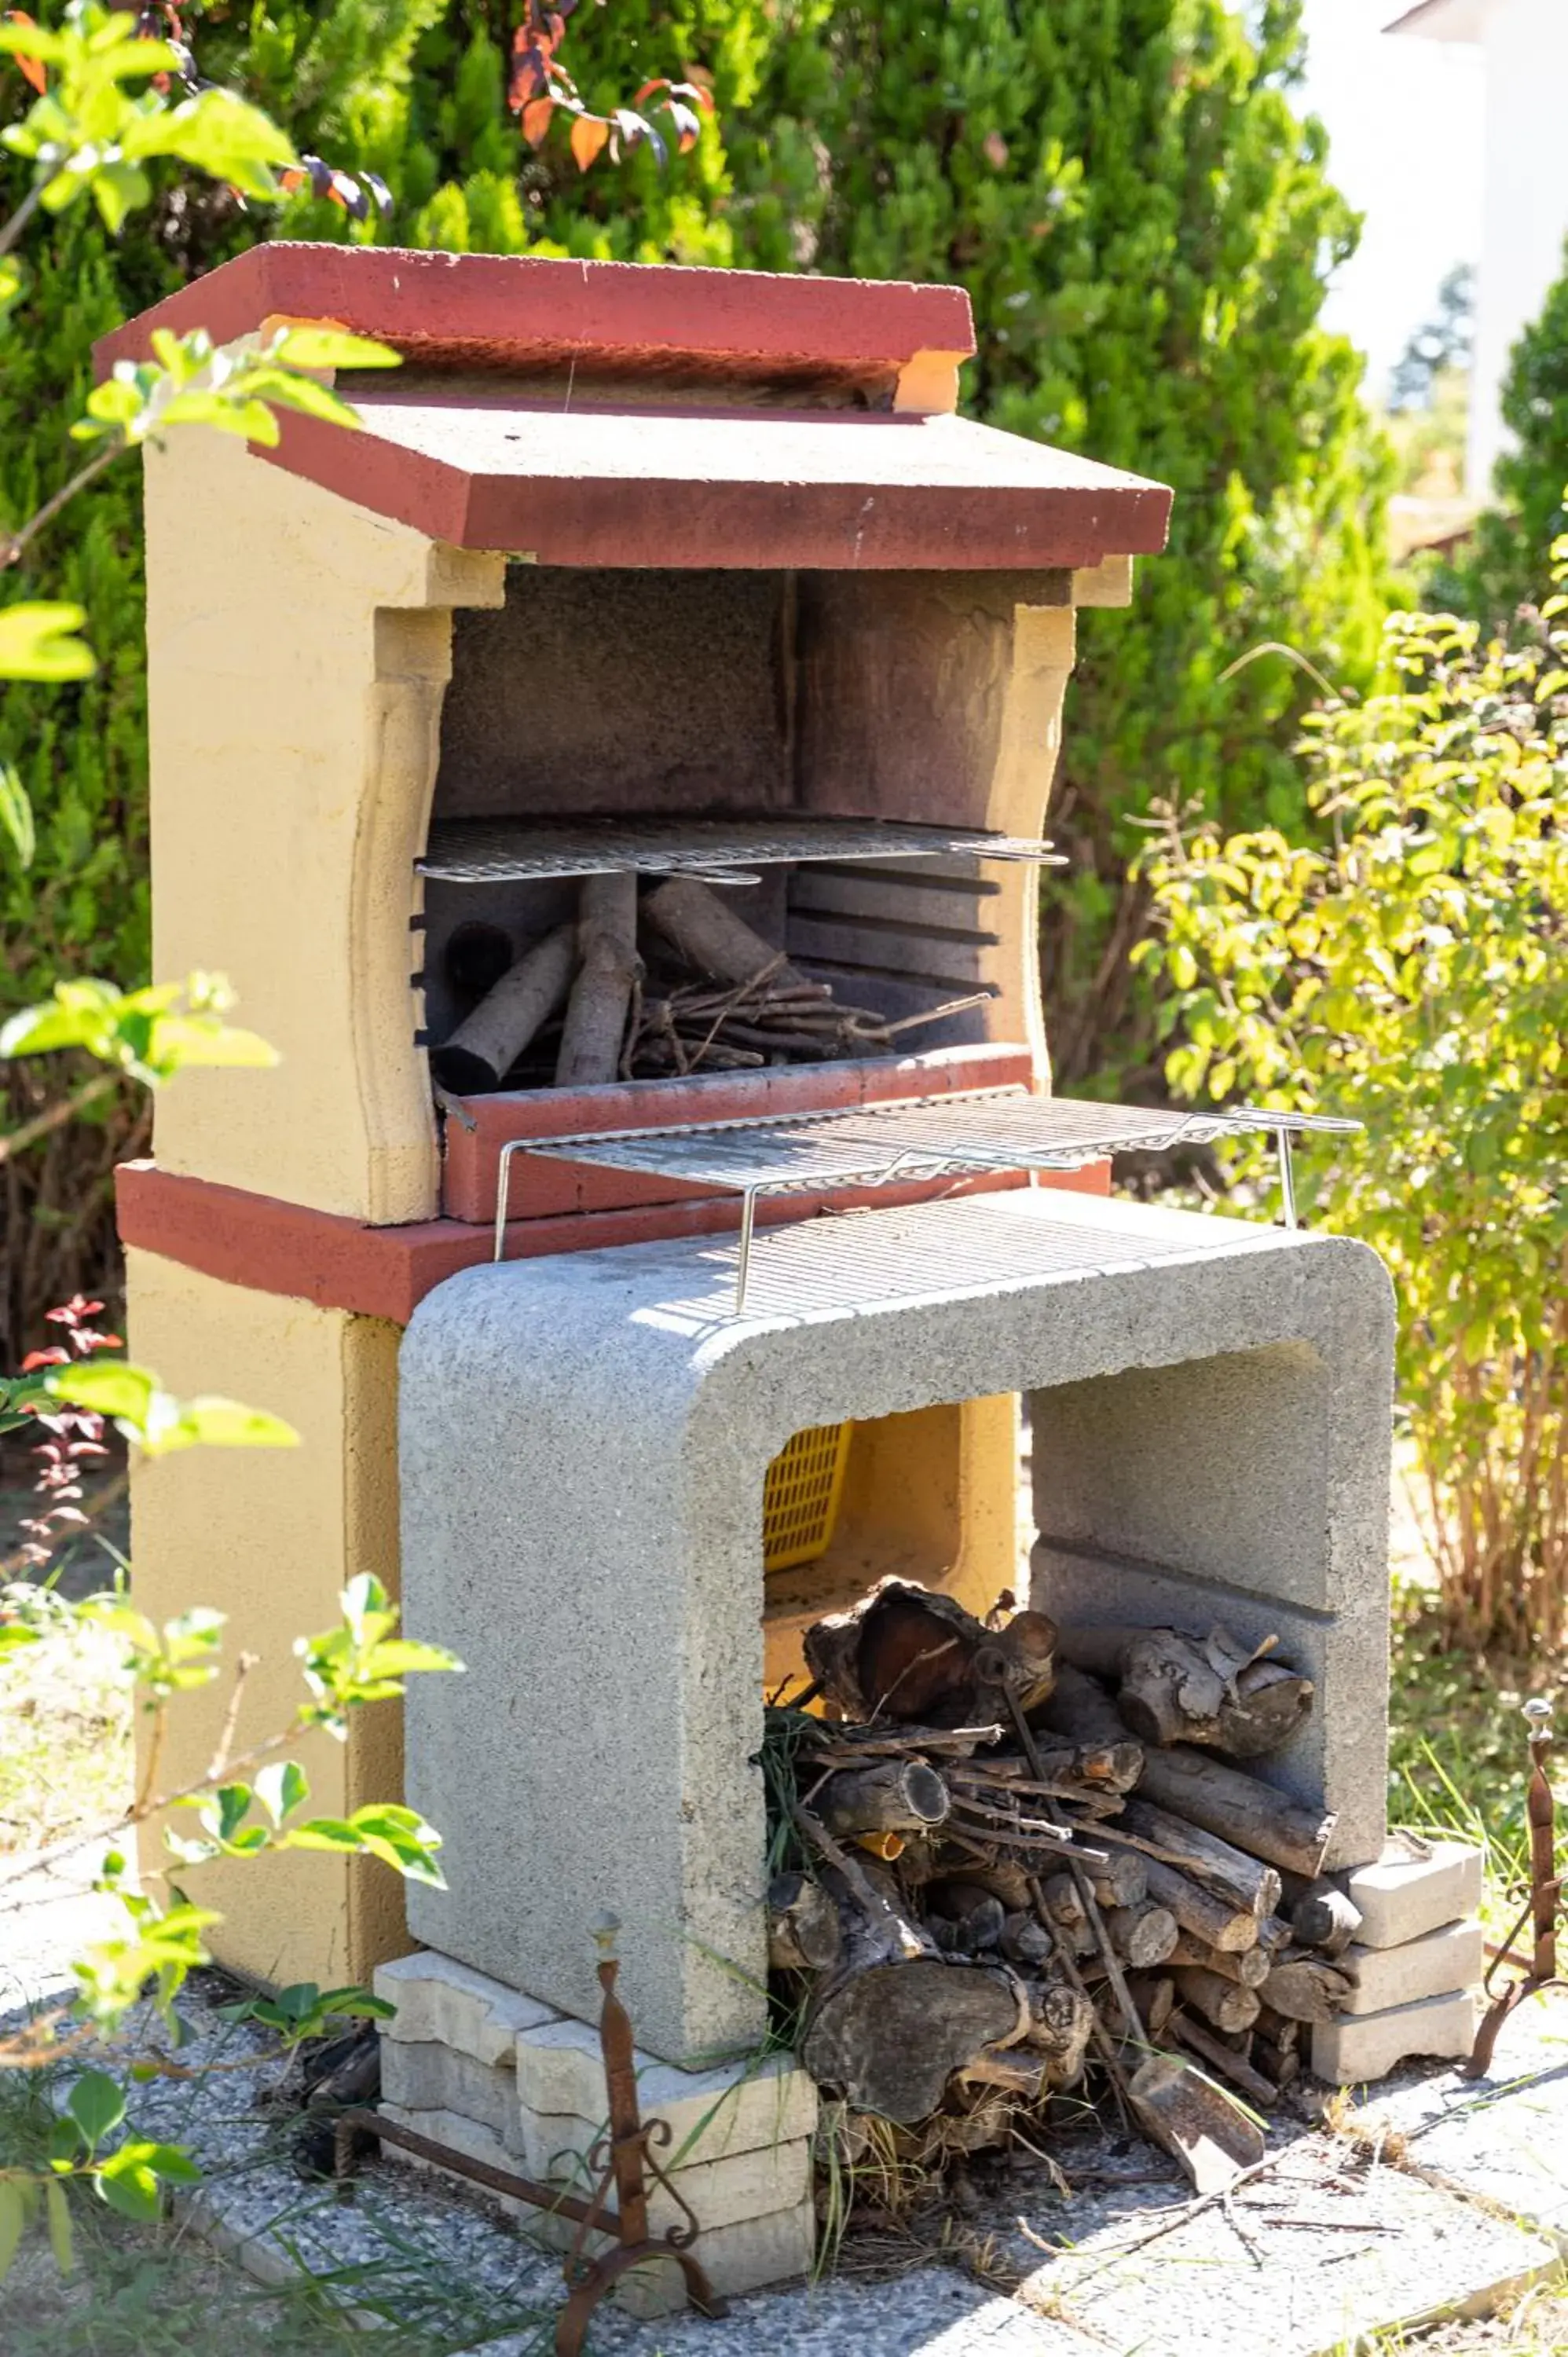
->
334;1922;728;2356
1464;1700;1563;2080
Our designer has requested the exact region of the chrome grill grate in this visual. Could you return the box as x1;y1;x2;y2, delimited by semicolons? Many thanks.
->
419;815;1065;885
494;1089;1360;1310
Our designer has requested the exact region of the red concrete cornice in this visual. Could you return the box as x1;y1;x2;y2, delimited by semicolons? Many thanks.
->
93;244;976;385
115;1157;1109;1328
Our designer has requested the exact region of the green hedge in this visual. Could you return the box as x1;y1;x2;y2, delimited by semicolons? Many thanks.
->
0;0;1384;1349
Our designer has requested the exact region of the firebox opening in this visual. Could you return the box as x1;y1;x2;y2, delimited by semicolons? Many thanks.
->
762;1394;1020;1699
418;559;1058;1098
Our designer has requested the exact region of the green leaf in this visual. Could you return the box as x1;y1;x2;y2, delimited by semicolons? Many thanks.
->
0;764;35;868
271;327;401;372
254;1759;309;1827
281;1816;361;1853
123;88;295;196
0;2181;27;2282
48;1362;156;1426
67;2069;126;2150
167;1398;299;1452
45;2179;74;2274
0;603;94;683
95;2161;159;2222
143;2142;202;2186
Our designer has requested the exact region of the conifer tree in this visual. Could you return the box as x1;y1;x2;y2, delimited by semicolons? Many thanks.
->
722;0;1388;1082
1444;247;1568;629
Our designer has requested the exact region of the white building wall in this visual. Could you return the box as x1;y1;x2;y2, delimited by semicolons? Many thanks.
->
1396;0;1568;494
1471;0;1568;493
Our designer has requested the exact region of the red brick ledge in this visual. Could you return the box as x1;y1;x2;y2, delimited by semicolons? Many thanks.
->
115;1160;1109;1329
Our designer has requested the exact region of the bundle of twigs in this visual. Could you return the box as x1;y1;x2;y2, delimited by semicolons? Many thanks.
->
764;1577;1353;2191
429;871;987;1094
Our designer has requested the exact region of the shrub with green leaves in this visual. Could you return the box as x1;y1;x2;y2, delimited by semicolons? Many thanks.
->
1135;567;1567;1649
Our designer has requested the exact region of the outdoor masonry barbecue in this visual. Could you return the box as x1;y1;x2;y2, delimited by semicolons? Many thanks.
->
106;244;1482;2314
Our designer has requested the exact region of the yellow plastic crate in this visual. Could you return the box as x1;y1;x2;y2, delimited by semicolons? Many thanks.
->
763;1422;852;1574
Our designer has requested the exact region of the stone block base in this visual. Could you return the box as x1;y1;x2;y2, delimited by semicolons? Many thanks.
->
1343;1918;1484;2018
1313;1989;1479;2085
1344;1837;1485;1951
372;1948;818;2313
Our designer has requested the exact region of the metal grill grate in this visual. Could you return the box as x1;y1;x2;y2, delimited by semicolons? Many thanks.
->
493;1089;1360;1310
418;815;1065;884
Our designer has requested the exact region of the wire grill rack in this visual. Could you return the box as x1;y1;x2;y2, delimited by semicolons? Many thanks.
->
493;1087;1360;1312
419;814;1065;885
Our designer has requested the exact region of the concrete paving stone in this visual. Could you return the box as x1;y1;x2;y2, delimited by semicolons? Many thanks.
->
538;2190;819;2315
373;1948;557;2065
1313;1989;1479;2084
1352;1988;1568;2249
1345;1836;1485;1950
379;2103;532;2220
1013;2132;1558;2357
1343;1916;1484;2016
379;2039;521;2146
514;2014;815;2154
459;2268;1094;2354
531;2133;813;2240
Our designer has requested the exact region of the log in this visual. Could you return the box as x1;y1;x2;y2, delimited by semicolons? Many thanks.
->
815;1759;951;1840
1119;1800;1282;1921
429;924;577;1093
1020;1978;1096;2089
1258;1956;1354;2025
1140;1859;1259;1955
1039;1873;1086;1931
1123;1972;1176;2040
554;872;639;1087
1086;1849;1148;1911
1171;1967;1262;2036
643;875;806;991
804;1578;1053;1727
1131;1745;1335;1880
1168;2011;1279;2108
1064;1626;1314;1758
1291;1883;1364;1958
1039;1661;1138;1749
767;1871;842;1972
1000;1911;1054;1967
1167;1934;1270;1989
1107;1903;1179;1970
801;1959;1021;2124
1130;2053;1266;2193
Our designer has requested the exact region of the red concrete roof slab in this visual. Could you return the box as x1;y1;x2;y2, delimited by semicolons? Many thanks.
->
263;396;1170;568
93;243;977;388
96;243;1173;567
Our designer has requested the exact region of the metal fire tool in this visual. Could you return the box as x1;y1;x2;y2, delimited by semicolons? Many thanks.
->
1464;1699;1563;2079
333;1919;727;2355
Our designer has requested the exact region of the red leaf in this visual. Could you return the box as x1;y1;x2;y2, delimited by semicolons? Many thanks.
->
5;12;46;95
520;94;555;148
633;77;669;106
20;1347;68;1370
570;112;611;171
508;41;548;108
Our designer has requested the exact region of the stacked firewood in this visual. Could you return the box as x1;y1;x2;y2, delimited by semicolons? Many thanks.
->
767;1579;1356;2184
430;873;982;1094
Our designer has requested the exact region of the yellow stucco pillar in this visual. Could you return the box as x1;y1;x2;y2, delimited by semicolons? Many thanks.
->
126;1246;407;1987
